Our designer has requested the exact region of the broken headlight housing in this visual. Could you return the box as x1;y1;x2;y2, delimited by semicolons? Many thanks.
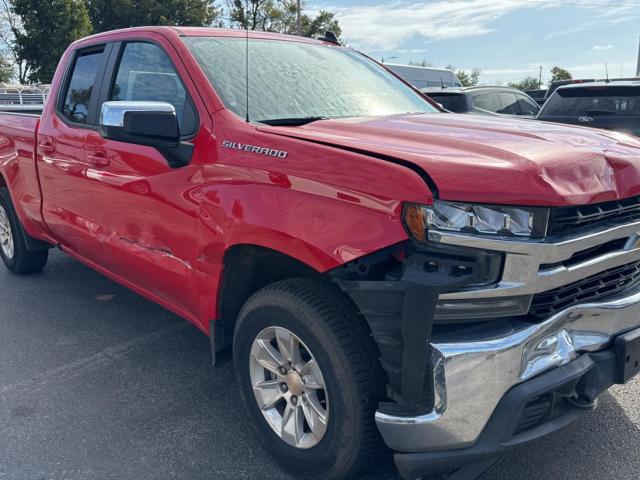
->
403;201;547;241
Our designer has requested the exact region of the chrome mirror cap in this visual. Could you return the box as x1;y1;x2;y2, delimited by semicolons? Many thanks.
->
100;101;176;128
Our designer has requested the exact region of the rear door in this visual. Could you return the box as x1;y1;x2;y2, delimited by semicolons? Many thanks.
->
37;44;111;252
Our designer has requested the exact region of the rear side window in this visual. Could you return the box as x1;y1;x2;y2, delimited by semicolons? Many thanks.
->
471;92;501;112
471;91;520;115
61;48;105;124
428;93;466;112
541;87;640;117
110;42;197;136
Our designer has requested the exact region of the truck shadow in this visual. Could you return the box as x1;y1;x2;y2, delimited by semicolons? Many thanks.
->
0;251;638;480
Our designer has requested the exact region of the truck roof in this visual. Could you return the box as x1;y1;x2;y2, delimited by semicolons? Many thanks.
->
77;26;332;46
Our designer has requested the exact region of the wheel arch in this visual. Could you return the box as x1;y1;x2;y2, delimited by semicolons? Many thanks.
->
213;244;322;357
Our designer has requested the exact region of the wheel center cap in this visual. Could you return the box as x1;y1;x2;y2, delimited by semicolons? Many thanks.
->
286;371;304;395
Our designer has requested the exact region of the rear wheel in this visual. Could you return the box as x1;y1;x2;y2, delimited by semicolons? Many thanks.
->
0;188;48;274
233;278;385;480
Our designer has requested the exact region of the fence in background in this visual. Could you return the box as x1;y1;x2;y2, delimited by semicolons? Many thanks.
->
0;84;50;112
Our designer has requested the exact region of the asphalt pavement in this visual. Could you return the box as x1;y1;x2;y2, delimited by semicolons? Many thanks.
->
1;250;640;480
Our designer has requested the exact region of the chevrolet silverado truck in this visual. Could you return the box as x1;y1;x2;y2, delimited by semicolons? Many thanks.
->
2;27;640;480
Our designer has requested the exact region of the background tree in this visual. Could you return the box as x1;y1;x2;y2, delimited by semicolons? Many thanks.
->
549;66;572;83
86;0;221;33
508;75;540;91
228;0;341;38
446;65;480;87
13;0;92;83
0;0;28;82
0;54;12;82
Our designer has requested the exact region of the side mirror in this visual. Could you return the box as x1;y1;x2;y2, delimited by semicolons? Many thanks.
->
99;101;180;148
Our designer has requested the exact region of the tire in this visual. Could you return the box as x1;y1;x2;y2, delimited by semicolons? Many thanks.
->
0;187;48;274
233;278;386;480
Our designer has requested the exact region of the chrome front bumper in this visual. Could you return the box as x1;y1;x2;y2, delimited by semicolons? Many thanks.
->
376;220;640;453
376;287;640;452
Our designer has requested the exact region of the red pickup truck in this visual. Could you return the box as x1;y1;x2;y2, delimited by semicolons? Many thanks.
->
2;27;640;480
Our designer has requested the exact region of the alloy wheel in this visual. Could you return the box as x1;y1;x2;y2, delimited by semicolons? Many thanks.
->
0;205;14;259
249;326;329;449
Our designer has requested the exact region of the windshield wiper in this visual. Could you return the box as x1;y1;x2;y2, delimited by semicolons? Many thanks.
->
257;116;330;126
585;109;617;116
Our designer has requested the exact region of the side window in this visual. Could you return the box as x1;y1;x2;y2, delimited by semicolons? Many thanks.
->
110;42;197;136
61;48;105;125
516;94;540;116
471;92;500;112
497;92;520;115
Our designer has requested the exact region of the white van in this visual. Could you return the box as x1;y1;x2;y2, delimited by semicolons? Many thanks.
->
385;64;462;89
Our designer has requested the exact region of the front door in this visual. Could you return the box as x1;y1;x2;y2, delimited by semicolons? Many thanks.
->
81;40;204;316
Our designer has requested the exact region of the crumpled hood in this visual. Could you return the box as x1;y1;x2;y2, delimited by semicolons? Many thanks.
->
258;113;640;206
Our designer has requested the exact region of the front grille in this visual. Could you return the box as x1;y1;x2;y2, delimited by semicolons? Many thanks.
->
529;260;640;319
548;195;640;236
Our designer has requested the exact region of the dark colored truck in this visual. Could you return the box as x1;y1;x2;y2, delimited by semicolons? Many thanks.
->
2;27;640;480
538;81;640;136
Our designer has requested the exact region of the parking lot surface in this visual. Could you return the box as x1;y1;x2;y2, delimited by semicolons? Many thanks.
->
1;250;640;480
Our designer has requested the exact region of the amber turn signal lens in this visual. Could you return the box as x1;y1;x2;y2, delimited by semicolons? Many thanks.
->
403;204;427;241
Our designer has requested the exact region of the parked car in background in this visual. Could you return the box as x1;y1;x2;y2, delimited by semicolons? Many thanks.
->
385;63;462;88
538;81;640;136
524;89;547;106
546;78;640;101
545;79;595;100
422;86;540;117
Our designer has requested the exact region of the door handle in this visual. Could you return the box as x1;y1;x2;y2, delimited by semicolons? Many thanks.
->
578;116;594;123
37;140;55;155
87;153;110;168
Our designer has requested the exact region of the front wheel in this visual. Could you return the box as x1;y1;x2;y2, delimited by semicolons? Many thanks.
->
0;187;48;274
233;278;385;480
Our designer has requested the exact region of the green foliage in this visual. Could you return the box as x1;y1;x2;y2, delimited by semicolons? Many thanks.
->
228;0;341;38
508;76;540;91
13;0;92;83
0;0;27;82
549;66;572;83
446;65;480;87
4;0;340;85
86;0;221;33
0;53;12;81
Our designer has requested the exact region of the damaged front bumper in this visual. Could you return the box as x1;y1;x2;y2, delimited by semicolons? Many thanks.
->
335;219;640;477
376;286;640;454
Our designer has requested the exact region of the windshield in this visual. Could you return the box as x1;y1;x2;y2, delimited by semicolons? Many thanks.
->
184;37;438;123
542;86;640;117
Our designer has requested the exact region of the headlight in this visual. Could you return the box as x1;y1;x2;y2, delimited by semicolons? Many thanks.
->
404;201;546;241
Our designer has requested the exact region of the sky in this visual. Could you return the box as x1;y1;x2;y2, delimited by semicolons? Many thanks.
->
310;0;640;85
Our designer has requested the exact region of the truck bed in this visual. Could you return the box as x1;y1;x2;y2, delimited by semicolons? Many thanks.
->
0;111;45;239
